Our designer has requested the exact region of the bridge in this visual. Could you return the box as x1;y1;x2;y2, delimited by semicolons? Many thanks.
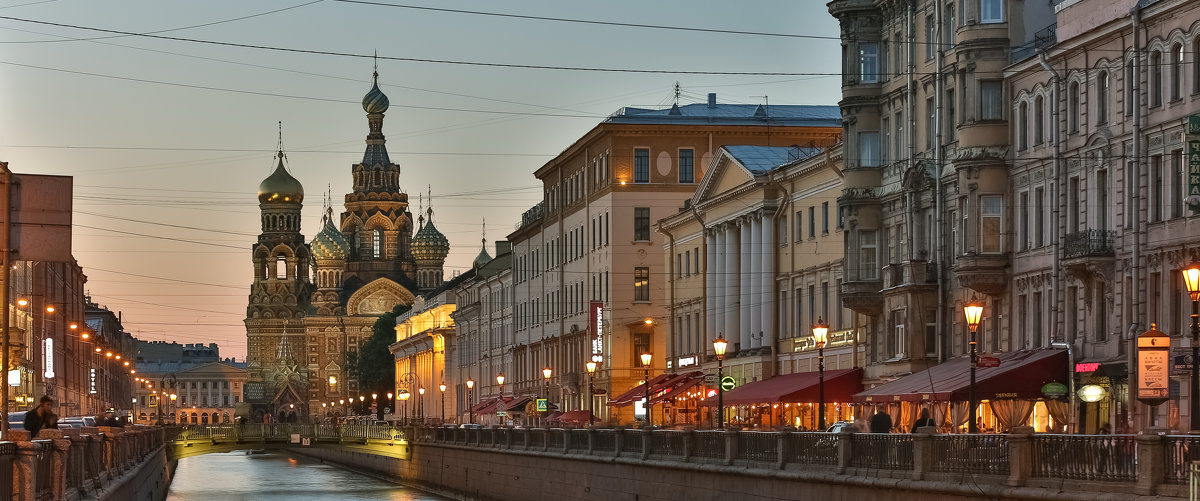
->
1;424;1197;500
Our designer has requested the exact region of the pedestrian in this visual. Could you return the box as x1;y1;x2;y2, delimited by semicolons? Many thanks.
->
869;410;892;433
23;395;55;437
911;408;936;432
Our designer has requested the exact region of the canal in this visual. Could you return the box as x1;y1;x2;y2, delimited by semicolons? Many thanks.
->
167;450;449;500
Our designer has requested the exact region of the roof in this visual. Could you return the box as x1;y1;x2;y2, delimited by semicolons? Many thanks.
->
605;103;841;127
136;360;247;375
700;368;863;406
724;145;823;174
853;349;1068;403
608;372;701;407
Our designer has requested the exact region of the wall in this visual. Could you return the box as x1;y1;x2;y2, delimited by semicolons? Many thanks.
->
98;447;172;501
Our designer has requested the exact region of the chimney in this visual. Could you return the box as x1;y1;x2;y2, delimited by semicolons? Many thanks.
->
495;241;513;255
707;93;717;107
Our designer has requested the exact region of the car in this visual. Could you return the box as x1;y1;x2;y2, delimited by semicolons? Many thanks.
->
59;416;97;428
825;421;855;433
459;423;482;429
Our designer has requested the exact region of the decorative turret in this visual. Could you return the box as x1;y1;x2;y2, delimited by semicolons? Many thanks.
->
412;202;448;290
311;206;348;315
472;219;491;268
258;155;304;204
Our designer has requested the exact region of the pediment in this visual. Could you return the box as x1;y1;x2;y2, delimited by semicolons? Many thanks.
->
693;150;755;205
345;277;415;315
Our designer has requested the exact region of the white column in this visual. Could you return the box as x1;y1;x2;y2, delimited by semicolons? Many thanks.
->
739;218;753;350
713;228;725;344
760;212;775;348
724;223;740;347
705;231;718;346
749;215;763;347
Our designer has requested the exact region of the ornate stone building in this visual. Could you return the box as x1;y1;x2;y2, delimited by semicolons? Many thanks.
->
243;71;448;422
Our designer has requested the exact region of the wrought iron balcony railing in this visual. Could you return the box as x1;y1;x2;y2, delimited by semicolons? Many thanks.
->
1063;229;1115;259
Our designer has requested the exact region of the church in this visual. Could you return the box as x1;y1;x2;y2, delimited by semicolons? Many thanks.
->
242;70;450;422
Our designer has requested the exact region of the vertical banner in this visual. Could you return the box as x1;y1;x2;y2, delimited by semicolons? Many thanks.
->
42;338;54;379
1187;115;1200;210
589;301;605;363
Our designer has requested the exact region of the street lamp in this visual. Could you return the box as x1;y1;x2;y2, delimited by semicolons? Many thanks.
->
585;361;597;426
496;373;505;398
963;298;985;434
466;378;475;424
812;317;829;430
640;352;652;427
1183;264;1200;432
398;389;411;424
713;335;728;429
418;387;426;422
439;383;447;423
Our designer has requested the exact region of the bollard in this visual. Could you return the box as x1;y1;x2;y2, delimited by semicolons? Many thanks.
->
1136;428;1168;495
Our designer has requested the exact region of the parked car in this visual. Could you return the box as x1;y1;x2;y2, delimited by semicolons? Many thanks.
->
825;421;854;433
59;416;97;428
3;412;26;438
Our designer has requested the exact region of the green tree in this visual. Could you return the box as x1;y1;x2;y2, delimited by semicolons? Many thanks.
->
346;304;410;417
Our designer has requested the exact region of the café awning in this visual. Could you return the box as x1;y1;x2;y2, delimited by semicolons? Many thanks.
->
608;372;702;407
852;348;1068;403
471;397;501;413
699;368;864;406
649;373;705;405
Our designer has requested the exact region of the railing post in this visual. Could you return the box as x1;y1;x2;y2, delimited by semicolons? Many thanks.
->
1136;429;1167;495
614;427;625;456
682;428;694;463
560;429;570;454
836;429;854;474
640;430;651;461
1005;426;1034;487
586;427;596;455
37;429;69;501
723;430;737;466
911;426;936;480
775;432;787;470
69;434;88;498
9;431;34;501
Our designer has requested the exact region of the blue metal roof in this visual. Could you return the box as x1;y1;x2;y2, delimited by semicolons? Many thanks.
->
725;145;823;174
606;103;841;127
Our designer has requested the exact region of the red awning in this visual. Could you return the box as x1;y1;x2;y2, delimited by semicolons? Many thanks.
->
556;410;595;423
472;397;501;413
544;411;565;422
852;348;1068;403
650;372;705;405
700;368;864;406
607;373;679;407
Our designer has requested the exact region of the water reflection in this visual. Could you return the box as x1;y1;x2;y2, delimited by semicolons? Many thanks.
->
168;450;447;501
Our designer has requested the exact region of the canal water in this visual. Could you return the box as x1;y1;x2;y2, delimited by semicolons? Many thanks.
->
167;450;449;500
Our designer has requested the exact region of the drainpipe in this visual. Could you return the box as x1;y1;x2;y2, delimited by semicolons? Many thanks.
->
907;1;917;267
659;223;677;374
1037;52;1063;359
689;205;707;363
767;169;792;375
1128;4;1143;431
934;3;947;363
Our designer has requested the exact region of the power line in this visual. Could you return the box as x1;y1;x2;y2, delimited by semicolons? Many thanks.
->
2;143;556;156
0;15;821;75
84;267;244;290
75;224;247;249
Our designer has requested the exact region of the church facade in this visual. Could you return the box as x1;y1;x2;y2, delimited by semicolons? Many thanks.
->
243;71;449;422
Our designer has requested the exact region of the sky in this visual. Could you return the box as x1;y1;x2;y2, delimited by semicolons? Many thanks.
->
0;0;843;359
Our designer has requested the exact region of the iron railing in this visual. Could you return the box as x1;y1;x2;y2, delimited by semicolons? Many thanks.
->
1032;434;1136;482
784;432;838;466
930;434;1010;475
850;433;913;470
592;429;616;454
691;431;726;461
1063;229;1116;259
649;430;685;458
1165;435;1200;484
738;432;778;464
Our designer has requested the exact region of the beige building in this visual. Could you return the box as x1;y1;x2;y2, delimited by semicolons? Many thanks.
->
133;361;246;425
659;144;863;428
508;95;841;425
447;242;513;424
1008;0;1200;432
390;273;465;424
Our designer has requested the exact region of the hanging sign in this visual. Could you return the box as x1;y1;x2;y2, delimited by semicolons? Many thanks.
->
1188;115;1200;210
1041;382;1067;398
42;338;53;379
589;301;605;363
1137;323;1170;405
89;367;97;394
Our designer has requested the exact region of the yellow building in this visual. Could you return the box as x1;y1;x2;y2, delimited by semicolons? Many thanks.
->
389;279;462;424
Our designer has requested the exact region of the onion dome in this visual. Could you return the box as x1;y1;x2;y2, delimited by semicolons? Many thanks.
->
411;208;449;262
362;71;389;114
311;212;349;262
258;155;304;204
473;240;491;268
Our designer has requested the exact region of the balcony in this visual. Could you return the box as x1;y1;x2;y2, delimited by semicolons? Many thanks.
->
841;279;884;315
882;260;938;291
954;253;1011;296
1063;229;1115;259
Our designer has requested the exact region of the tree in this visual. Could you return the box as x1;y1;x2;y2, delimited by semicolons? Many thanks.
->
346;304;410;418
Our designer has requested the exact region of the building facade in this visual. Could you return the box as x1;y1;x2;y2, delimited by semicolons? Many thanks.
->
133;360;247;425
243;70;448;423
506;95;841;425
446;242;513;424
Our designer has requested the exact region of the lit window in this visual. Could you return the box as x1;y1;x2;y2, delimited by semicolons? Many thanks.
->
276;255;287;279
633;267;649;302
373;229;382;258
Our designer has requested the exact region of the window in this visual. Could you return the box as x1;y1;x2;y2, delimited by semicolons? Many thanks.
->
1195;38;1200;95
980;0;1003;23
925;14;936;61
1035;186;1045;247
1017;101;1028;150
1126;60;1136;116
1019;191;1029;251
634;207;650;241
980;195;1003;253
859;230;879;280
1034;95;1044;145
821;202;829;234
882;117;890;164
1170;43;1183;101
944;3;955;47
633;267;649;302
859;131;880;167
808;207;816;238
634;148;650;183
276;255;287;279
924;308;938;356
1068;177;1079;230
895;112;904;160
980;81;1003;120
1152;154;1163;222
678;149;695;183
1097;169;1109;230
1097;71;1109;123
946;89;956;140
926;97;935;150
1172;150;1184;219
859;43;879;83
373;228;382;258
821;282;829;323
1150;51;1162;107
794;211;803;243
1068;81;1079;133
633;333;650;365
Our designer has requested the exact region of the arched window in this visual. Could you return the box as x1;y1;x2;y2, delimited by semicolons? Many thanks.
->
1170;43;1183;101
1018;101;1028;150
373;229;383;258
1150;51;1162;107
1096;71;1109;124
1034;95;1045;145
1194;38;1200;95
1068;81;1080;133
276;255;287;279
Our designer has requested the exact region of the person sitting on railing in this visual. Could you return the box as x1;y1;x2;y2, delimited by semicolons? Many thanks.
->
23;395;56;438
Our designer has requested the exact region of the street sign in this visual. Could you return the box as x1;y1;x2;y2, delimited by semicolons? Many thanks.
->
704;374;717;384
496;411;507;417
720;376;736;392
536;399;547;412
978;356;1000;368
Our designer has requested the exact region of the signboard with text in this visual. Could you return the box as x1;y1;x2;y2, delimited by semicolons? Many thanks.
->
1188;115;1200;210
589;301;605;364
1137;325;1170;405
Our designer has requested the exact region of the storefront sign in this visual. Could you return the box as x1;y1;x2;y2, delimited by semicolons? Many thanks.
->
720;376;736;392
978;356;1000;368
43;338;53;379
1078;384;1107;403
1188;137;1200;209
1075;362;1100;373
793;329;855;352
589;301;604;364
1041;382;1067;398
1137;324;1170;405
676;356;696;368
88;368;97;394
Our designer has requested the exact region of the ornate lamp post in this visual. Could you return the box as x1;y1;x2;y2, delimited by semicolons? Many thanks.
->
466;378;475;424
418;387;426;423
713;335;727;429
439;383;447;423
542;368;552;424
812;318;829;430
398;389;410;425
963;298;985;434
640;352;653;427
585;361;597;426
1183;264;1200;432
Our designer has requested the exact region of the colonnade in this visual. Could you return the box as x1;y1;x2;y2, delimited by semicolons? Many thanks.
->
704;211;775;352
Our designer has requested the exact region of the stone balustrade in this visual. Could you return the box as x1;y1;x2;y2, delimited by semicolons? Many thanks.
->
0;425;167;500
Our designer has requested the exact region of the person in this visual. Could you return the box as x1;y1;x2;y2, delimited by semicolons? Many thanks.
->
869;410;892;433
911;408;936;432
23;396;55;437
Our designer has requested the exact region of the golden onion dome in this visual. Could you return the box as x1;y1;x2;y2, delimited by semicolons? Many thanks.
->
258;157;304;204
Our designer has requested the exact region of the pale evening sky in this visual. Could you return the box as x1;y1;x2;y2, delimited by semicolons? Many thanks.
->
0;0;842;359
